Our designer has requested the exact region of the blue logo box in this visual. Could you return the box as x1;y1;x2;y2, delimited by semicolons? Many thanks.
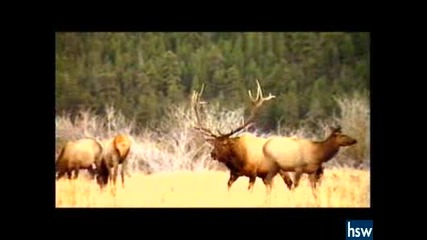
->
346;220;373;240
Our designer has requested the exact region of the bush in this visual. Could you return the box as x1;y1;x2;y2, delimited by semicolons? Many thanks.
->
55;92;370;173
333;91;370;168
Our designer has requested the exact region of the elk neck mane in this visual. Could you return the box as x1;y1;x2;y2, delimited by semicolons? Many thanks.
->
215;136;246;168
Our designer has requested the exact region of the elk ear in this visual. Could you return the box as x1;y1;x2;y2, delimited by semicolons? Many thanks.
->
330;125;342;133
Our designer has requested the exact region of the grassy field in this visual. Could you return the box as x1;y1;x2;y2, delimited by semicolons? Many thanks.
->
55;167;370;208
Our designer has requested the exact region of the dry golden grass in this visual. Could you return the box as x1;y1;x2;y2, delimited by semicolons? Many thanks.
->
56;167;370;208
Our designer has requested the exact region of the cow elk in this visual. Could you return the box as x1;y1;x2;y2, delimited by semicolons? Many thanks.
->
56;137;109;187
101;133;133;190
262;126;357;198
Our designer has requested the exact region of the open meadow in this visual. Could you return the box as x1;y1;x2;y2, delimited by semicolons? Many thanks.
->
55;167;370;208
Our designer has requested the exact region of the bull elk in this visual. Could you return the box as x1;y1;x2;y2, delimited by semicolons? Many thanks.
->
192;79;294;193
262;126;357;198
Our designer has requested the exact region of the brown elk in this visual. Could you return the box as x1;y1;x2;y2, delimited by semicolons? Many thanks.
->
56;137;109;187
100;133;132;189
192;79;294;192
262;126;357;198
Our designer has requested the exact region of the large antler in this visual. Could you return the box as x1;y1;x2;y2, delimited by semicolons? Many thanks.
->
191;84;218;138
192;79;275;139
222;79;275;137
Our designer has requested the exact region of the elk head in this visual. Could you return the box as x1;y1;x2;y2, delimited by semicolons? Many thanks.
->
328;126;358;147
191;79;275;164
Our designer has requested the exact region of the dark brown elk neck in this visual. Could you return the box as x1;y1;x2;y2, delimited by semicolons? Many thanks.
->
224;158;244;172
220;140;245;171
217;148;244;172
312;138;340;163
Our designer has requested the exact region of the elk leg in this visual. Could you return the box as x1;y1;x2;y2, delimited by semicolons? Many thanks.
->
104;164;113;188
120;166;125;188
248;175;256;192
66;171;72;180
279;170;293;190
97;168;109;190
113;165;119;187
293;169;303;190
308;173;319;199
263;170;278;196
308;173;318;189
56;171;65;180
262;170;278;205
227;172;239;191
121;161;128;188
314;166;324;187
108;165;118;196
88;167;96;180
95;160;109;190
73;169;79;179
